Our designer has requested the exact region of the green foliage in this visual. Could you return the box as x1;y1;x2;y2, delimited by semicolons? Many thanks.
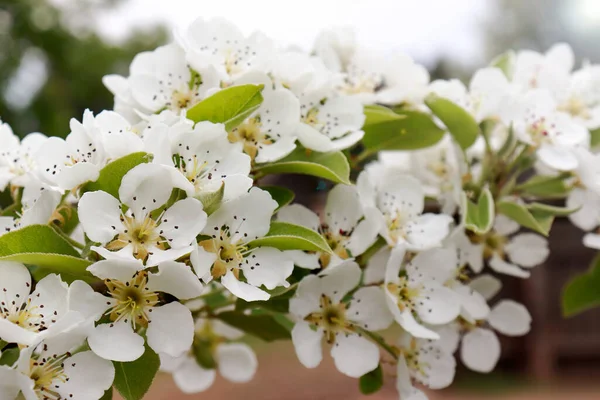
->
186;84;264;131
490;50;516;79
359;364;384;395
496;201;554;236
246;221;332;253
362;108;445;151
515;174;571;199
196;183;224;215
113;344;160;400
563;253;600;317
462;188;495;234
0;347;20;366
0;224;92;277
254;147;351;184
591;128;600;149
81;152;150;199
193;338;217;369
100;389;113;400
217;311;292;341
425;94;480;150
261;186;295;212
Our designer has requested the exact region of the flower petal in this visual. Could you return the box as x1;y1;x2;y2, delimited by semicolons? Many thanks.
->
147;302;194;357
505;233;549;268
347;287;393;331
216;343;257;383
331;333;379;378
242;247;294;290
291;321;323;369
488;300;531;336
159;198;207;248
78;191;122;244
56;351;115;399
221;271;269;301
88;320;145;362
173;357;216;394
147;261;204;299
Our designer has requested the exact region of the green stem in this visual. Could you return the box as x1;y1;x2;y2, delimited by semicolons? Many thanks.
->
356;327;398;360
51;224;85;250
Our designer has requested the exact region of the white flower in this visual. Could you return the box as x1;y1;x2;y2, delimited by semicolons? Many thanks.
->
0;262;91;347
384;246;461;339
0;130;47;191
513;43;574;96
295;85;365;152
397;332;456;391
228;88;300;163
192;187;293;301
277;184;379;269
77;258;203;362
454;215;549;278
558;64;600;129
396;354;429;400
567;149;600;235
358;167;453;250
160;318;257;394
104;43;220;119
0;336;114;400
313;26;357;73
429;67;511;122
181;17;274;85
36;110;107;191
289;261;393;378
511;89;588;171
144;119;252;201
78;163;206;266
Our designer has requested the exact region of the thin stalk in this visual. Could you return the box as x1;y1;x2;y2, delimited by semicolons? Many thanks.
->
356;327;398;360
51;224;85;250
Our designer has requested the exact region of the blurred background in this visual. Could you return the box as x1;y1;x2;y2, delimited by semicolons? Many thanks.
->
2;0;600;398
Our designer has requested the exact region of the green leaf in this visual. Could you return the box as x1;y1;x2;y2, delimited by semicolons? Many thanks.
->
246;221;332;254
363;104;405;127
261;186;295;212
490;50;516;79
425;94;481;150
113;344;160;400
359;364;384;395
462;188;495;234
362;110;445;152
591;128;600;149
0;225;93;277
217;311;291;341
186;84;264;131
82;152;150;198
254;147;350;185
100;389;113;400
196;183;224;215
193;338;217;369
528;202;579;217
0;340;7;351
563;253;600;317
0;347;20;366
516;174;571;199
496;201;554;236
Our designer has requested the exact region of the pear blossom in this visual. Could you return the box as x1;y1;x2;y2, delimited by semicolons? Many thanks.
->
160;318;257;394
357;167;453;250
289;261;393;378
78;163;206;266
73;259;203;362
396;354;429;400
455;215;549;278
557;64;600;129
104;43;220;120
567;149;600;244
277;184;379;270
384;246;461;339
313;26;356;73
0;335;114;400
180;17;274;85
295;85;365;152
144;119;252;201
192;187;294;301
0;129;47;191
512;43;574;96
0;182;61;236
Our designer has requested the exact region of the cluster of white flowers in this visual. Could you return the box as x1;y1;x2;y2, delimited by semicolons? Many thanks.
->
0;17;599;400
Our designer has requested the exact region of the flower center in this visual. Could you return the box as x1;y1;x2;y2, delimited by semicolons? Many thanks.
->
319;226;352;268
199;230;248;279
228;117;272;160
29;353;70;399
387;278;421;312
106;214;164;262
105;272;159;327
305;295;351;343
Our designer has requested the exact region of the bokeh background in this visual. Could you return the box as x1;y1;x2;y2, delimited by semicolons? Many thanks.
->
2;0;600;398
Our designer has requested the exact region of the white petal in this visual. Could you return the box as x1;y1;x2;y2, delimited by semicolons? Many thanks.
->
0;319;37;346
242;247;294;290
190;244;217;282
87;259;144;281
56;351;115;399
396;355;428;400
488;300;531;336
295;123;335;152
331;333;379;378
289;275;322;318
538;144;578;171
291;321;323;369
119;163;174;216
147;302;194;357
454;284;490;322
277;204;320;231
173;356;216;393
488;255;530;278
345;217;380;257
567;188;600;231
493;214;520;236
159;198;207;248
505;233;549;268
221;271;269;301
324;184;363;232
147;261;204;299
216;343;257;383
88;320;145;362
415;284;461;325
416;346;456;389
0;366;20;399
583;232;600;249
284;250;321;270
405;214;453;251
363;246;390;284
347;287;393;331
78;191;122;244
0;262;30;310
320;261;361;303
469;274;502;301
461;328;500;373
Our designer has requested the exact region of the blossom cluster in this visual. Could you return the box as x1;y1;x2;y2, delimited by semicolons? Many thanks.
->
0;17;599;400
